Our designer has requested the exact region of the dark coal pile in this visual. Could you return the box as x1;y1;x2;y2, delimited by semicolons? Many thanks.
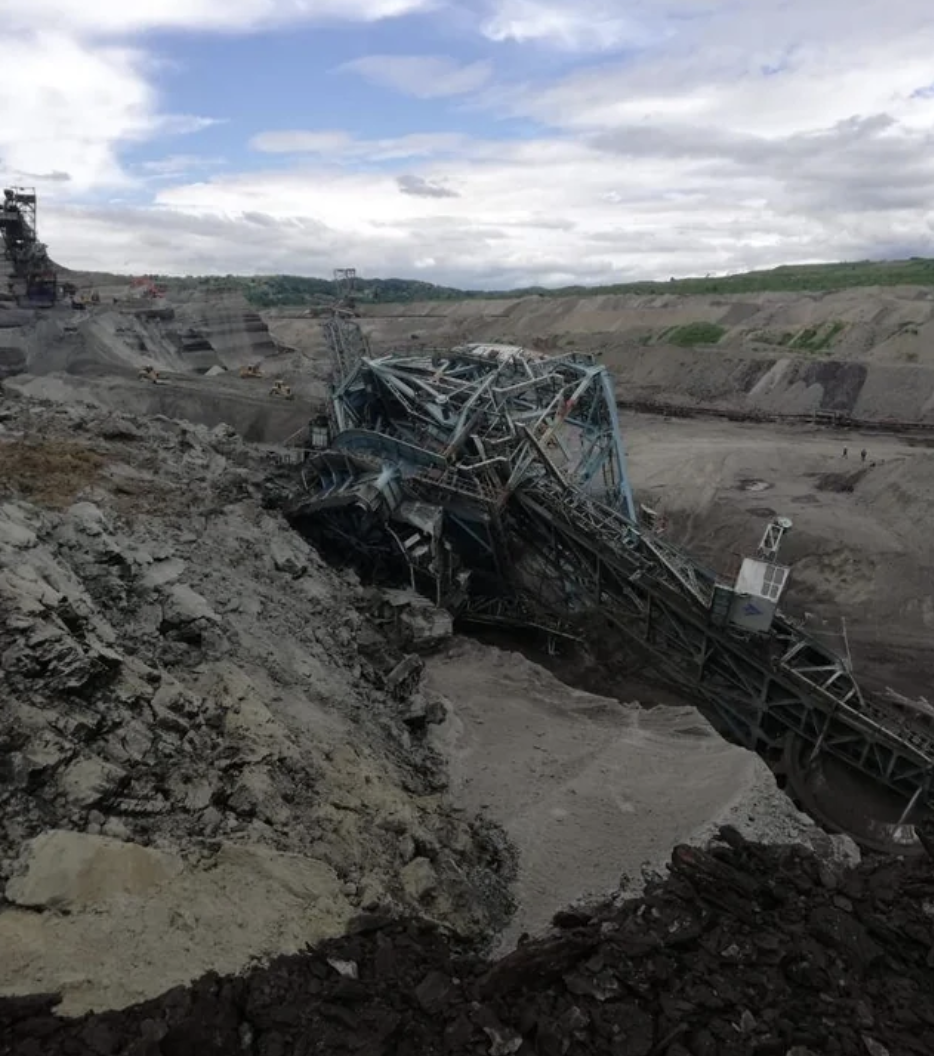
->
4;827;934;1056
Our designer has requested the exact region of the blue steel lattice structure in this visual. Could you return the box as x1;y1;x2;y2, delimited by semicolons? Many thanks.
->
281;314;934;852
292;336;641;625
331;342;636;515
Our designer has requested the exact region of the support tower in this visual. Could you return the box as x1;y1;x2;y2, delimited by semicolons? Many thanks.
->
0;188;58;306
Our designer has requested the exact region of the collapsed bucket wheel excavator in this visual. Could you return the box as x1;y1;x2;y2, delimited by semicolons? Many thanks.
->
270;285;934;856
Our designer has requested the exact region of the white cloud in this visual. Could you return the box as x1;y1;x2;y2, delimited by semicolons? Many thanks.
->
480;0;660;52
61;117;926;287
0;0;418;199
249;130;471;161
5;0;434;37
0;33;156;192
9;0;934;290
138;155;228;179
250;131;356;155
340;55;493;98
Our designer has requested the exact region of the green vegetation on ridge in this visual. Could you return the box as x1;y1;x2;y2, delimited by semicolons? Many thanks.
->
664;322;726;346
156;255;934;308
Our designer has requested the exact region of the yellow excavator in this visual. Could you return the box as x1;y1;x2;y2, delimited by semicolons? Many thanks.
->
138;365;161;384
239;363;263;379
269;379;294;400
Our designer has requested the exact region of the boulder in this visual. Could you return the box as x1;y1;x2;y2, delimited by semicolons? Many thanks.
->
4;830;183;910
65;502;109;538
269;535;311;578
159;583;218;641
379;590;452;650
227;766;291;826
59;755;127;807
400;856;438;902
140;557;186;591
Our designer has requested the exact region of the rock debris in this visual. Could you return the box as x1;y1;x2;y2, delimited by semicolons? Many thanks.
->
3;828;933;1055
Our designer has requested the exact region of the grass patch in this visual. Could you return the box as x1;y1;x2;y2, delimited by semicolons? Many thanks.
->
790;327;819;350
812;320;845;351
788;321;846;353
0;440;106;508
665;322;726;346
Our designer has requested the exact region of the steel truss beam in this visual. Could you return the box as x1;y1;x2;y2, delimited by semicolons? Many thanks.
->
282;315;934;823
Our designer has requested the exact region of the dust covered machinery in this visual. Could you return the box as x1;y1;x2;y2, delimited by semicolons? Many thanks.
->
278;312;934;853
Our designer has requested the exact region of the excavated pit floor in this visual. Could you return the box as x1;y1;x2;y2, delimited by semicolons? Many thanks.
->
422;638;856;951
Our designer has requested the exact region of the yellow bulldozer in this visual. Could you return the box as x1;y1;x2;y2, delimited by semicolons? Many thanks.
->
138;365;160;384
239;363;263;379
269;379;294;400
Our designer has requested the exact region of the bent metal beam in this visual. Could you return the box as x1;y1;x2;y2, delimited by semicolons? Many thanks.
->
278;312;934;853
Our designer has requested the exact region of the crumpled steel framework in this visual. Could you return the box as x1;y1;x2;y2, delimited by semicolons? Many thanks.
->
281;315;934;849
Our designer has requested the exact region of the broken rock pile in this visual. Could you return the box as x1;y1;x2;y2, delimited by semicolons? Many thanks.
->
3;828;934;1055
0;393;513;1012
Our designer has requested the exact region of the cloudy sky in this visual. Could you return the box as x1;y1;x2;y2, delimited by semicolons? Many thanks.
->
2;1;933;288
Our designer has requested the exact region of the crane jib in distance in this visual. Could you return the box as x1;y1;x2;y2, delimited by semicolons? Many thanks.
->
279;308;934;853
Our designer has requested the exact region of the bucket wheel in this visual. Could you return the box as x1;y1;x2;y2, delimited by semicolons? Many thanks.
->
781;733;930;855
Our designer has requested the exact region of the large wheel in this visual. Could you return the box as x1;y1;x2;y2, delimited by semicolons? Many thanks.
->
781;734;929;855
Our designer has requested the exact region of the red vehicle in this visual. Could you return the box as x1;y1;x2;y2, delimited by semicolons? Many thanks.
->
131;276;166;298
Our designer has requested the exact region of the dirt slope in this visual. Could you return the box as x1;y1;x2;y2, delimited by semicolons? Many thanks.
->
10;280;934;433
425;640;849;950
0;290;322;444
349;287;934;422
358;287;934;363
0;393;515;1013
621;413;934;698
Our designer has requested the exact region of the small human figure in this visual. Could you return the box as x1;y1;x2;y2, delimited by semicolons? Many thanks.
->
842;446;848;458
860;448;867;463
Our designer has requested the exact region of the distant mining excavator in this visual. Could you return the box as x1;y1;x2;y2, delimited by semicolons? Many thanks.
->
138;365;161;384
239;364;264;379
0;187;58;306
274;310;934;855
